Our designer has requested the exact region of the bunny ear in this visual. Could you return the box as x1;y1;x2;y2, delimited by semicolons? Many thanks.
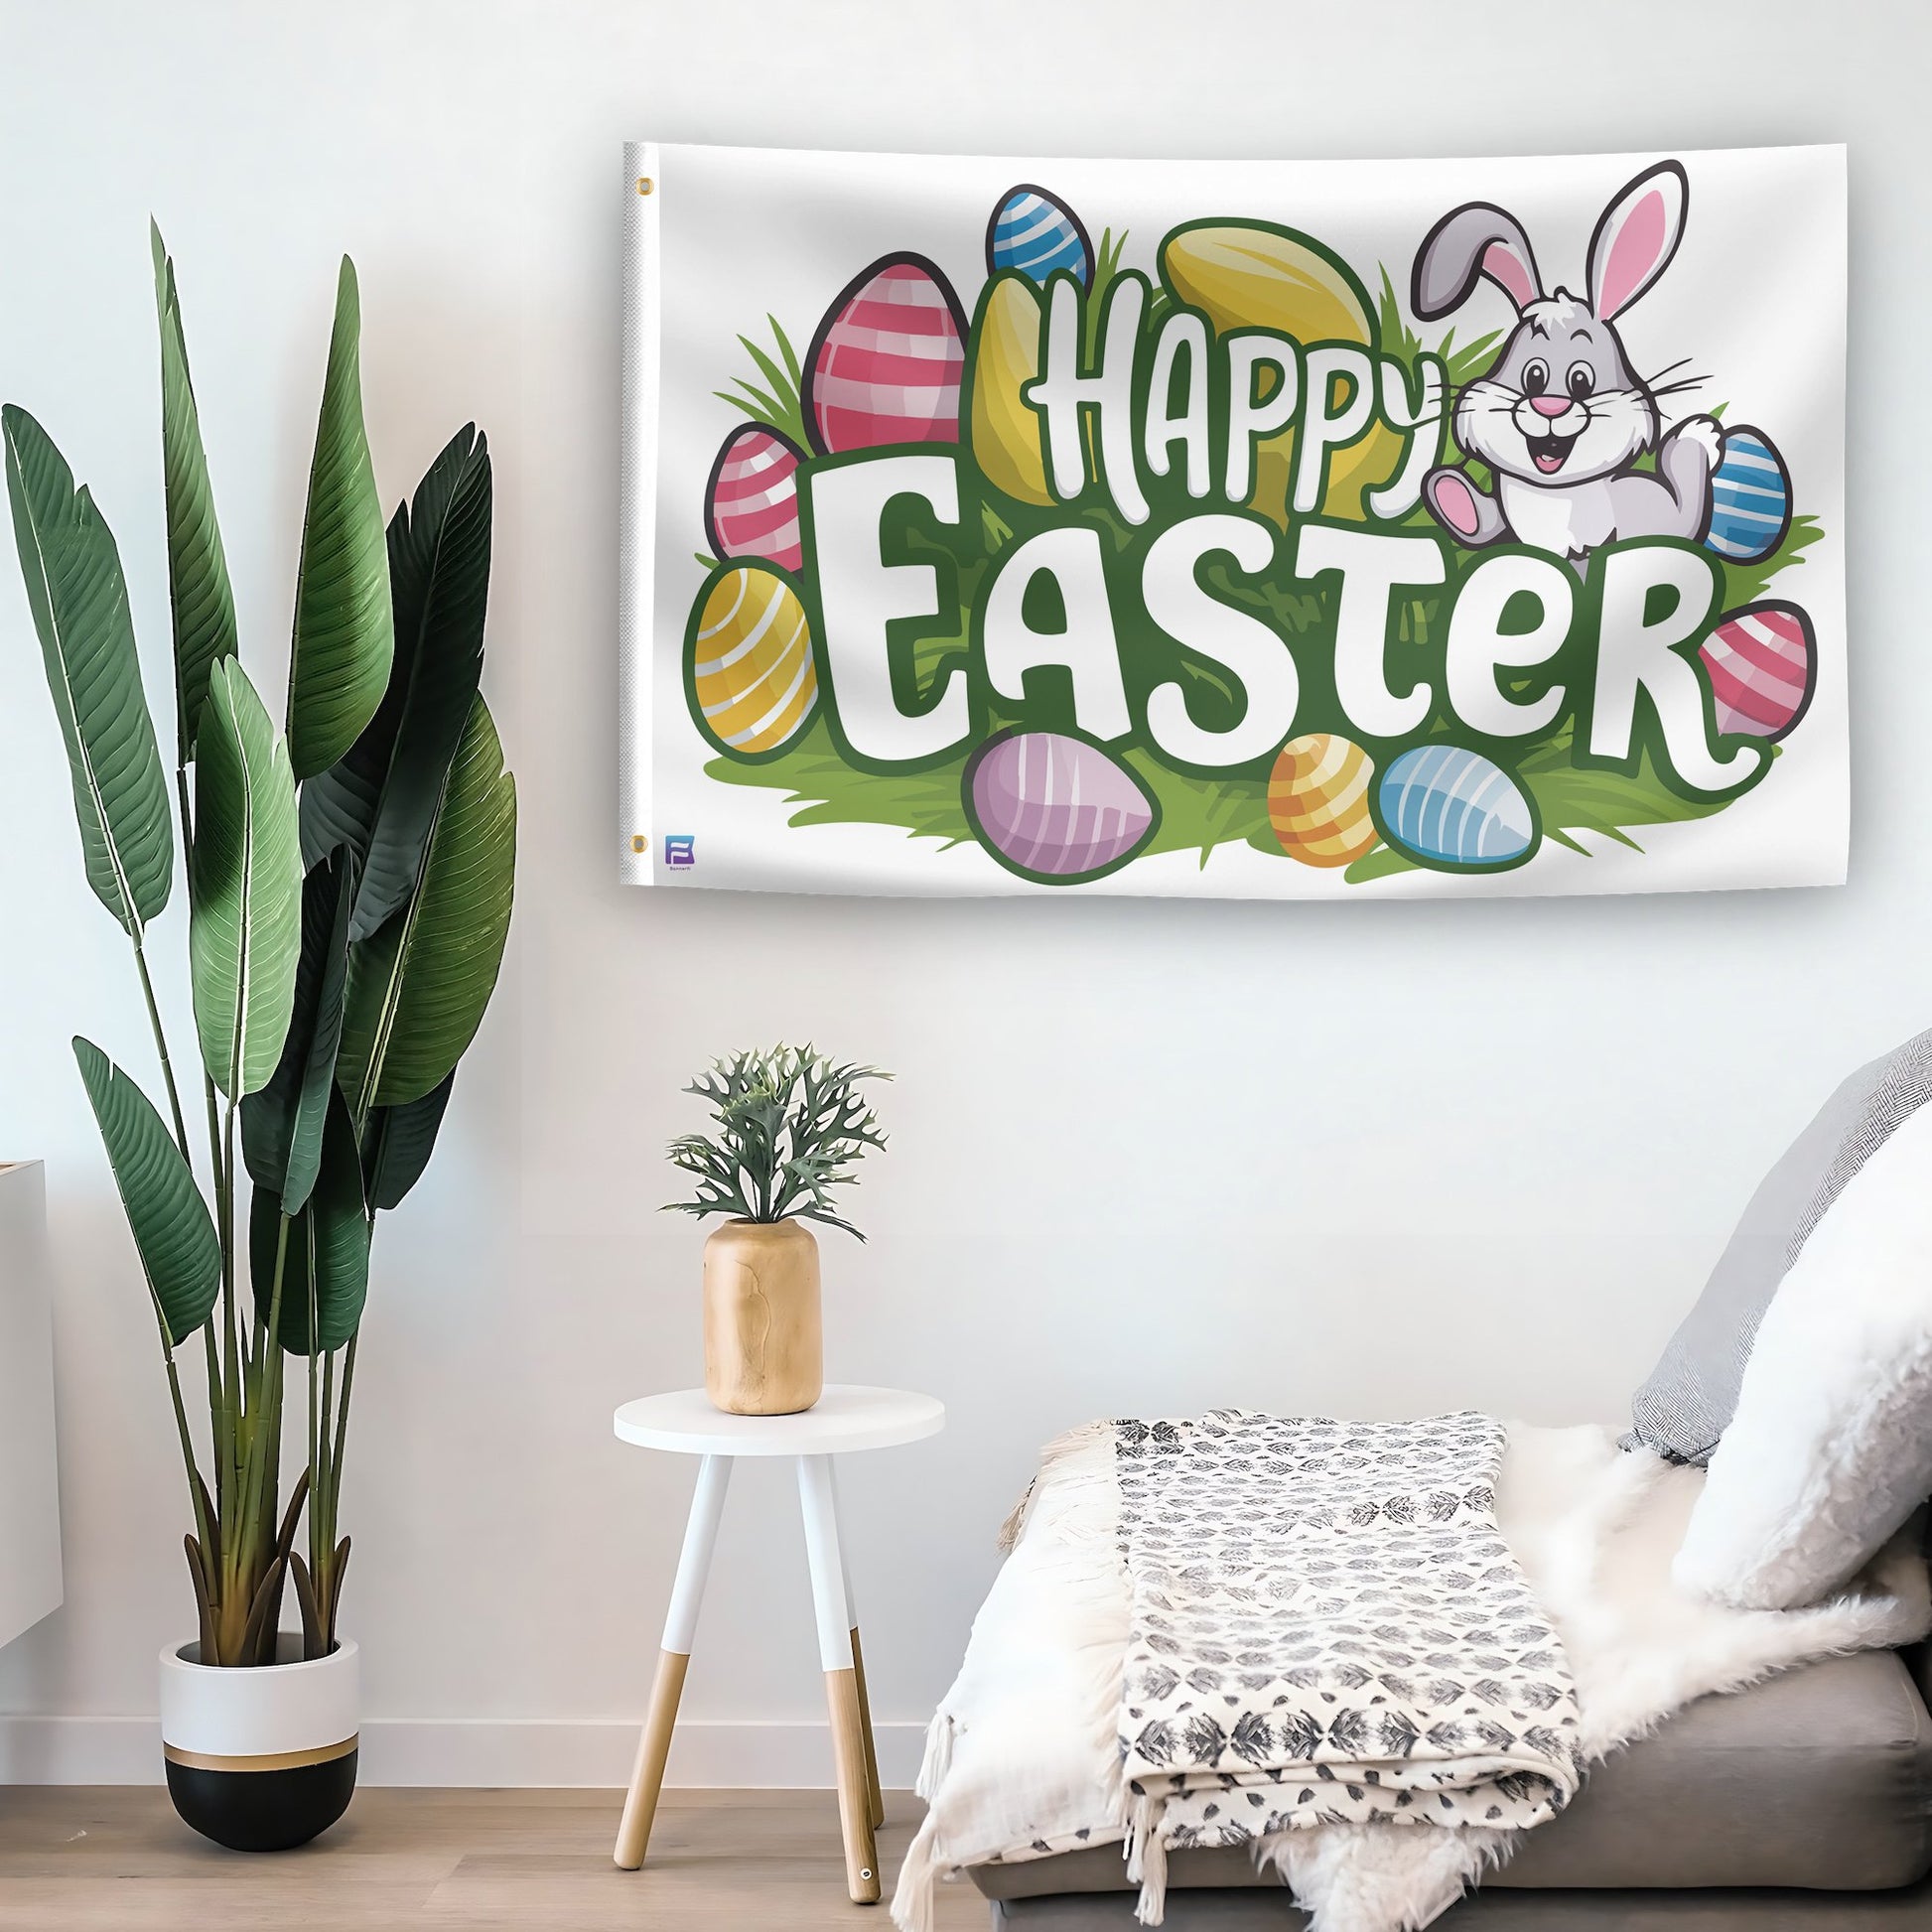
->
1587;161;1688;321
1412;204;1544;320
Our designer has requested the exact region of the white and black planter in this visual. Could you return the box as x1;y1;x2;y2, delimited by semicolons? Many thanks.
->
159;1636;358;1852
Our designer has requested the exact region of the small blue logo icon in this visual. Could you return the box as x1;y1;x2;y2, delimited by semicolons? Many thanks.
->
664;834;696;871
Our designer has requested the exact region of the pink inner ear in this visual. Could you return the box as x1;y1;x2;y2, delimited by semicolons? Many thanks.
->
1598;191;1666;319
1482;241;1535;310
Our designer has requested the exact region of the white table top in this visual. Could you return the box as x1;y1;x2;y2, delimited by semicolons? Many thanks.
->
613;1384;945;1457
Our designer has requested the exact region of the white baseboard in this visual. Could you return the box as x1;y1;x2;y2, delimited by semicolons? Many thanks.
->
0;1715;928;1788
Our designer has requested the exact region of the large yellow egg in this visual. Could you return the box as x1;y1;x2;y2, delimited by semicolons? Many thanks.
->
1267;733;1378;867
968;275;1053;505
686;564;817;758
1160;224;1405;526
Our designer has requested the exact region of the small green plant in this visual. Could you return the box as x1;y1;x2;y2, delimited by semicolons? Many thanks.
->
664;1045;889;1239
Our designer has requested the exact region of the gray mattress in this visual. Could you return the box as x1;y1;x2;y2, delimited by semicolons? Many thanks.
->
986;1881;1932;1928
971;1649;1932;1923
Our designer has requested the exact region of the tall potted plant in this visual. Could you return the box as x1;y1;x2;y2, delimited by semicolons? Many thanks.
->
665;1045;888;1416
4;226;515;1851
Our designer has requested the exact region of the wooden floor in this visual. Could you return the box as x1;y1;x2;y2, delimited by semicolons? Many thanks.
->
0;1787;987;1931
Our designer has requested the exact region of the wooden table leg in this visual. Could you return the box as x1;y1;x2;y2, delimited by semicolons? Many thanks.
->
848;1625;885;1831
614;1453;733;1869
798;1453;880;1903
829;1462;885;1830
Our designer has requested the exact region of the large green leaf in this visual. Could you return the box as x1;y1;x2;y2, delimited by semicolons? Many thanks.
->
151;224;237;762
190;658;303;1098
339;695;515;1114
287;258;392;780
3;405;174;936
250;1087;369;1355
241;848;354;1212
301;426;490;942
361;1069;455;1211
73;1036;219;1347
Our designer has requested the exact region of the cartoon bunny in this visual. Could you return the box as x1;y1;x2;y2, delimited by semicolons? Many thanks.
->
1412;161;1723;564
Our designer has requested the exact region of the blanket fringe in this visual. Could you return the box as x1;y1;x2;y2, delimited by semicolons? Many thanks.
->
1124;1791;1169;1926
914;1711;954;1804
890;1811;943;1932
999;1419;1113;1553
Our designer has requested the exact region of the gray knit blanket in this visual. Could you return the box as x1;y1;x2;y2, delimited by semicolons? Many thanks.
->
1114;1412;1585;1902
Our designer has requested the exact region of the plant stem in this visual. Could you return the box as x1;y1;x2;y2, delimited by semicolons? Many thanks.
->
219;1212;288;1663
175;764;194;854
239;1214;290;1578
214;1094;243;1596
319;1334;356;1650
127;766;225;1642
307;1326;321;1550
201;1076;230;1523
130;938;191;1168
313;1344;337;1628
331;1332;356;1493
163;1353;211;1553
219;1096;239;1436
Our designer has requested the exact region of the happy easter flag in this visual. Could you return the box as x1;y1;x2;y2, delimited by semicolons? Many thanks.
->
619;142;1847;898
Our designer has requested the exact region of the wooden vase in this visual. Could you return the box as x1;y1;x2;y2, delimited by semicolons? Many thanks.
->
702;1218;823;1416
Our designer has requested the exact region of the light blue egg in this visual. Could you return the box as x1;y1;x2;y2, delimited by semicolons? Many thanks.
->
987;185;1091;286
1379;746;1536;870
1704;427;1790;565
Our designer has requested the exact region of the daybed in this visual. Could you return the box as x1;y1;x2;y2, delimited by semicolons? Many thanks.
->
972;1645;1932;1925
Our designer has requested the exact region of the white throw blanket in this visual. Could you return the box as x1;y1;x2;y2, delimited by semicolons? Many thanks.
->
895;1422;1930;1932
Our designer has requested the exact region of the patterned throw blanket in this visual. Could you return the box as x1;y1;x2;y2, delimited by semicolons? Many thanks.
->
1114;1412;1584;1915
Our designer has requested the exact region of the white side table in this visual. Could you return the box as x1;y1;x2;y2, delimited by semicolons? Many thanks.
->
611;1384;945;1903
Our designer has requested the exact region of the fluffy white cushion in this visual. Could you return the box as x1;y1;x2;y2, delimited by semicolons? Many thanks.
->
1674;1101;1932;1610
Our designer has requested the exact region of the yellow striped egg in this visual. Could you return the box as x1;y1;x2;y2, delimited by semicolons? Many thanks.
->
686;564;817;758
968;275;1053;505
1267;734;1378;867
1160;224;1404;527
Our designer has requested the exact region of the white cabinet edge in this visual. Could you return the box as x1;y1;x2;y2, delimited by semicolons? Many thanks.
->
0;1162;63;1649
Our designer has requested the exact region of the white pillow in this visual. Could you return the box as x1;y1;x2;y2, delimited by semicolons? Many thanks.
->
1673;1099;1932;1610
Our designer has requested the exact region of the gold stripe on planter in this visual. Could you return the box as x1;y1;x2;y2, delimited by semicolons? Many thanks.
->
164;1735;358;1774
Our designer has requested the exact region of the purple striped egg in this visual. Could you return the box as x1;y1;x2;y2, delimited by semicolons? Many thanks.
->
964;731;1157;884
705;426;804;572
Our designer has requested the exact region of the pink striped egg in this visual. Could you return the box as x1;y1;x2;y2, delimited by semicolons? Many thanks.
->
705;427;804;572
965;731;1158;885
1700;602;1815;741
805;253;966;455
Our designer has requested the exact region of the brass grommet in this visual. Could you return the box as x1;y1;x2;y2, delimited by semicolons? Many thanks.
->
630;835;647;854
636;176;653;197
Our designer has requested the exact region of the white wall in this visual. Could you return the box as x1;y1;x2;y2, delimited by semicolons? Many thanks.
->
0;0;1927;1786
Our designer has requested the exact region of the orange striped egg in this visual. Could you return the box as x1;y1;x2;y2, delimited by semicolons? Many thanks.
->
686;564;817;758
1267;734;1378;867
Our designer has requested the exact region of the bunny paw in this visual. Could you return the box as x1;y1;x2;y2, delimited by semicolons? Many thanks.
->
1676;416;1725;468
1425;468;1498;542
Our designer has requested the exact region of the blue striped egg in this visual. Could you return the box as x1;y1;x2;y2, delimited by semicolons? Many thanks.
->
1704;426;1791;565
1378;746;1536;871
986;184;1092;286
